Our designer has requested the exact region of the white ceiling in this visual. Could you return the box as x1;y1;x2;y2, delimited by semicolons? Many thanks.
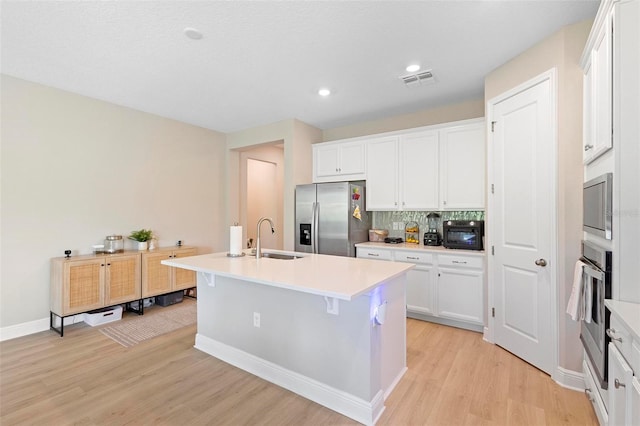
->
1;1;599;133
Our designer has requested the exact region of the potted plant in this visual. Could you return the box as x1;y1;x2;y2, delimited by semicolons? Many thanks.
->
129;229;153;251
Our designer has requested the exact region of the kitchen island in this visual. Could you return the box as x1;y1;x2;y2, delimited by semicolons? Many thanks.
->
162;250;413;425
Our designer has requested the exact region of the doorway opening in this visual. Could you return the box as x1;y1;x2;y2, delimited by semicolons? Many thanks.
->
239;143;284;250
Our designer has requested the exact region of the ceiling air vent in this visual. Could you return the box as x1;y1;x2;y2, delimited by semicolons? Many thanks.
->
401;70;434;87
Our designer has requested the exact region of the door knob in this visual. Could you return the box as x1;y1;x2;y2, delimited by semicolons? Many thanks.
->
535;258;547;267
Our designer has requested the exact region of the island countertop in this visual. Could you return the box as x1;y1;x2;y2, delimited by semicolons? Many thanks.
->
162;250;414;301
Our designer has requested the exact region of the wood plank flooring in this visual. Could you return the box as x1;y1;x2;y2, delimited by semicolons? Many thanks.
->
0;300;598;425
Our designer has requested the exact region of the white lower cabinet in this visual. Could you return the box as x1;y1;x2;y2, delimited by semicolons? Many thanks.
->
605;300;640;426
609;343;634;426
437;266;483;325
356;244;484;331
584;357;609;426
405;266;436;315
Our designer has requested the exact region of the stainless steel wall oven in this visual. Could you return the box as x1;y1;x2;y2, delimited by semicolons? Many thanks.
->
579;240;612;389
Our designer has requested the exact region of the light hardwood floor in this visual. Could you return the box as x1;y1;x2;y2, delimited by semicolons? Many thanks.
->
1;300;598;425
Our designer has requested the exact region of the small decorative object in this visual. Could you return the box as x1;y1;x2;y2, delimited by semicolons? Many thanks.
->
148;238;157;250
64;250;71;258
405;221;420;244
129;229;153;251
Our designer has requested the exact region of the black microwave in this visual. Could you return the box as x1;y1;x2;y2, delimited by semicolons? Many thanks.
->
583;173;612;240
443;220;484;251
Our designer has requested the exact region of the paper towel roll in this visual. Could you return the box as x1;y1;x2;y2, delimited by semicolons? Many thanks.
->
229;226;243;255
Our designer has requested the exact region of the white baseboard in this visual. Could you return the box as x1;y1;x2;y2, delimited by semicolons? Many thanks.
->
0;314;84;342
0;317;49;341
554;366;585;391
195;333;385;426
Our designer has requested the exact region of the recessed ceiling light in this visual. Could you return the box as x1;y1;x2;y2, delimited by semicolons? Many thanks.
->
406;64;421;73
318;88;331;97
184;27;203;40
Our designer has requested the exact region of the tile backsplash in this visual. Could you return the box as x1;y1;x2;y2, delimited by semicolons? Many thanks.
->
372;211;484;238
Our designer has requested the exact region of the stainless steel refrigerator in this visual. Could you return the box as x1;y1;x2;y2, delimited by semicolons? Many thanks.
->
295;181;370;257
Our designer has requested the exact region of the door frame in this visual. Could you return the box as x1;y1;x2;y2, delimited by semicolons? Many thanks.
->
485;68;559;380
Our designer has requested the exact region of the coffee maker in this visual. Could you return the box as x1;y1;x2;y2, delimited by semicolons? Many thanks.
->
423;212;442;246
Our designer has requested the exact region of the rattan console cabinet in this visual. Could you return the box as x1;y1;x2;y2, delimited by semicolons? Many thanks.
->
141;246;197;298
50;246;196;336
50;251;141;336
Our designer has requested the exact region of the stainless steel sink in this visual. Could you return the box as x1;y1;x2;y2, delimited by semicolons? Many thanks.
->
261;252;302;260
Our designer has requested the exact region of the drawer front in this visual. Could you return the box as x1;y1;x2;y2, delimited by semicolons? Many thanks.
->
395;251;433;265
438;254;483;269
609;314;633;363
357;248;392;261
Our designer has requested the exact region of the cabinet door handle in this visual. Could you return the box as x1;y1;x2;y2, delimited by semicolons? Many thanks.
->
614;378;626;389
101;264;105;267
406;256;418;260
368;253;379;257
606;328;623;342
584;144;594;151
452;260;467;264
107;263;111;266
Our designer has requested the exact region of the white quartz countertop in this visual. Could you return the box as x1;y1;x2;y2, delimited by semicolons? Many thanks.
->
162;250;414;301
605;299;640;341
356;241;486;256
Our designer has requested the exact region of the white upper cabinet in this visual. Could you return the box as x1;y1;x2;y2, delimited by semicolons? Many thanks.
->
400;131;439;210
366;119;484;211
313;140;366;182
583;11;613;164
439;122;485;210
366;132;439;211
365;136;400;210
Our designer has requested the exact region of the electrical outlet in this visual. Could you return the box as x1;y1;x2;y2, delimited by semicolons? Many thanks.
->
253;312;260;328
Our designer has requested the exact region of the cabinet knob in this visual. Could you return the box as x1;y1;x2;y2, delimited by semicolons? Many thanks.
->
584;144;594;151
107;263;111;266
336;168;339;172
606;328;623;342
443;200;447;205
614;378;626;389
101;264;105;267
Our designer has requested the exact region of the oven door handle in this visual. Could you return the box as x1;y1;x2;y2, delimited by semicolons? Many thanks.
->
582;263;604;281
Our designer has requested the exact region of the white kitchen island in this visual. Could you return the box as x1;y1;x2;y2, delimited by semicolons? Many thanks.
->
162;250;413;425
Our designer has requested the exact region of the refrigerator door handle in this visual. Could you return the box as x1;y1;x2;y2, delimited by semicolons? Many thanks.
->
313;202;319;254
311;202;317;254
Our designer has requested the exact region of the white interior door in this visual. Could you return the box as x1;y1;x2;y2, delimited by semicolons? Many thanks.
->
488;71;556;375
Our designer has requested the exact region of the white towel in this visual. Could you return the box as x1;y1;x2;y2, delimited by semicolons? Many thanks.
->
567;260;588;321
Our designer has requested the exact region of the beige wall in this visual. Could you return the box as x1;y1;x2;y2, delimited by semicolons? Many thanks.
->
322;99;484;141
227;119;320;252
0;75;227;330
484;20;592;373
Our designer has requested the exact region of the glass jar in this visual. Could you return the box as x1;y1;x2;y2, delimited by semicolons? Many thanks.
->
104;235;124;253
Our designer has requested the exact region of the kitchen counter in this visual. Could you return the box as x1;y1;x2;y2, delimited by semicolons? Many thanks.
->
163;249;412;425
162;249;413;300
605;299;640;341
356;241;485;256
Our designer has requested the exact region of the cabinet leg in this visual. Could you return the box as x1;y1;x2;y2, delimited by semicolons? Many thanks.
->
50;311;64;337
126;300;144;316
185;287;197;299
